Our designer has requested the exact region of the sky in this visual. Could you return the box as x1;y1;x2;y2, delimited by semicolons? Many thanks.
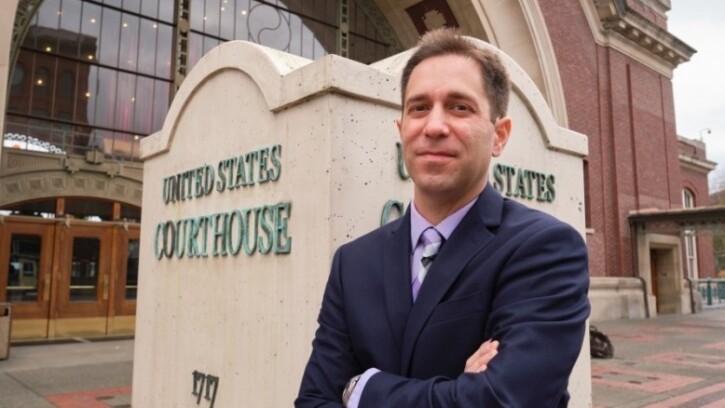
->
668;0;725;190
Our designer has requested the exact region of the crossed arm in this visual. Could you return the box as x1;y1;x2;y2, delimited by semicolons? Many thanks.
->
465;339;500;373
296;223;589;407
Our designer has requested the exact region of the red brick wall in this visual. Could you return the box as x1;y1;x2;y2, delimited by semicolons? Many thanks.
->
682;168;709;206
538;0;608;276
539;0;683;278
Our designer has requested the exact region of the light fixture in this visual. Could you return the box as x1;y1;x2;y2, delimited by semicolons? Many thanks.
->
90;18;96;23
85;91;91;98
45;46;52;52
241;10;247;15
131;97;136;102
134;135;140;141
36;78;45;86
123;22;128;28
87;54;94;60
152;23;158;28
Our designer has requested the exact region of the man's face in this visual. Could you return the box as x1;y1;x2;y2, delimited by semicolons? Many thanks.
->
397;54;511;206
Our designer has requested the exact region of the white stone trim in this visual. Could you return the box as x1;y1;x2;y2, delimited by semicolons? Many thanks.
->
579;0;688;78
518;0;569;128
679;154;717;173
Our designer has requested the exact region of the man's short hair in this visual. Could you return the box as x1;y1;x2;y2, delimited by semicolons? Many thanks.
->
400;28;511;121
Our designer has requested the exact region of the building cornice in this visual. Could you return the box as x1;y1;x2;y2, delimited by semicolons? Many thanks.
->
645;0;671;17
581;0;695;78
679;153;717;174
678;136;716;174
0;148;143;208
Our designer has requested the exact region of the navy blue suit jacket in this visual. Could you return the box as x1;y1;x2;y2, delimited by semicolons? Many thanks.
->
296;185;590;407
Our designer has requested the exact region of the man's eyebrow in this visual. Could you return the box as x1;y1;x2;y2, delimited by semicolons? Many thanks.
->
446;90;478;102
404;91;478;106
404;94;428;106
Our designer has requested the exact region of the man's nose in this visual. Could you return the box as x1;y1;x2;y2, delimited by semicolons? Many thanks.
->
423;105;449;138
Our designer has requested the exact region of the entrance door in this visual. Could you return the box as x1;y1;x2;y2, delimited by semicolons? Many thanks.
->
2;216;139;340
0;219;54;339
650;249;659;313
109;225;139;335
650;246;682;315
52;224;113;337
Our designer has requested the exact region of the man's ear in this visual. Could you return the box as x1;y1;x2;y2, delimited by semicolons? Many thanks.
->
395;118;402;135
492;117;512;157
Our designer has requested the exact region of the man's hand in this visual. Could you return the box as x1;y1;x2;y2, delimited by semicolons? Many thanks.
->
464;339;499;373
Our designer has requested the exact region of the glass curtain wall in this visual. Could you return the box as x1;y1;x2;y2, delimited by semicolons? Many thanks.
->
4;0;395;162
6;0;175;161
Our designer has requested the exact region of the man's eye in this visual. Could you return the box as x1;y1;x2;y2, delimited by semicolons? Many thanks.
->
451;104;470;112
409;105;428;113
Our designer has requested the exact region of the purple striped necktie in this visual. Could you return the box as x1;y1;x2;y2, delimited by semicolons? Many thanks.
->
412;227;443;301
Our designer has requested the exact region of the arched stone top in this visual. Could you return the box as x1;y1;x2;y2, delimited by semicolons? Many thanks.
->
140;41;401;160
0;149;143;208
142;39;586;162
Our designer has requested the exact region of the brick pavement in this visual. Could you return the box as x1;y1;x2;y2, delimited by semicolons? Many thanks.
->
592;308;725;408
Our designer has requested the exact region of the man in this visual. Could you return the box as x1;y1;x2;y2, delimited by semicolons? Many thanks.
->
296;28;589;407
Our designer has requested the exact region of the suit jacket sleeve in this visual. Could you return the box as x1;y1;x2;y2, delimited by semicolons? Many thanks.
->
296;248;360;407
360;222;590;407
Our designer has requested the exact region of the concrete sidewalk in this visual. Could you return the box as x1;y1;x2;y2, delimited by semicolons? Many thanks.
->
0;338;133;408
0;309;723;407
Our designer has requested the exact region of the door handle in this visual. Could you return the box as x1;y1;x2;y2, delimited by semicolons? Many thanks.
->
102;274;110;301
43;273;51;301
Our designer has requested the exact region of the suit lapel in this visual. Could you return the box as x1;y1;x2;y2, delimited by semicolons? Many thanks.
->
400;186;504;374
382;211;413;355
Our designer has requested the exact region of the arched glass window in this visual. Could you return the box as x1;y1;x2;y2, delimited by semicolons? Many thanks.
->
683;189;695;208
683;188;698;279
5;0;399;162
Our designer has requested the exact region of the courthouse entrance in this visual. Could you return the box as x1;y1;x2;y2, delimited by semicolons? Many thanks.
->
0;215;139;340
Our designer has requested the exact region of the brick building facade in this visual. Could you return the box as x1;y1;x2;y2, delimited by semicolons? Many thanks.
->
537;0;714;318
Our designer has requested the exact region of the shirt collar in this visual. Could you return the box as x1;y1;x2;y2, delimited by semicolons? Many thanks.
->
409;197;477;253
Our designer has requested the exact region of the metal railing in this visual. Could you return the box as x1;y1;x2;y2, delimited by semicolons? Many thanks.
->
3;120;142;162
694;279;725;307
